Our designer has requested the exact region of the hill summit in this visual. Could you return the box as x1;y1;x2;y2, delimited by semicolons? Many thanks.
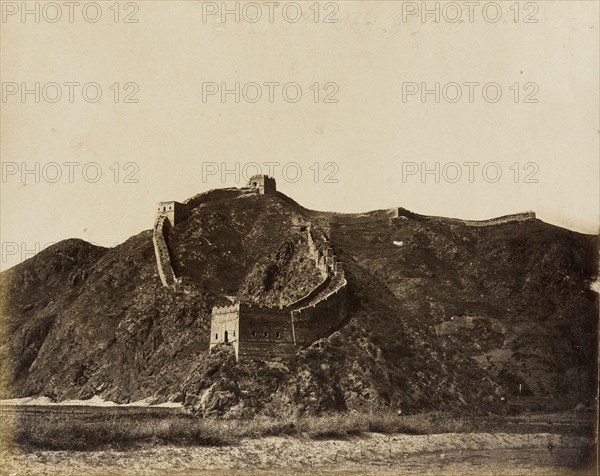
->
1;177;597;417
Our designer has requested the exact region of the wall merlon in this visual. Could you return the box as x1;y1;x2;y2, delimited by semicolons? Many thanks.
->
239;303;289;316
212;303;240;315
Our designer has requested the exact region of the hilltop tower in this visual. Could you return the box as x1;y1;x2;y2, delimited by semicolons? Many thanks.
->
156;201;188;226
247;175;276;195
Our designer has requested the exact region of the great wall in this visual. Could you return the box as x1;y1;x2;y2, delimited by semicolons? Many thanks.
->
152;175;535;361
392;208;536;226
152;214;177;288
327;207;535;226
208;217;348;361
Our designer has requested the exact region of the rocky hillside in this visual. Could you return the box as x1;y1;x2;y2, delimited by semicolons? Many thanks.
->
1;189;597;417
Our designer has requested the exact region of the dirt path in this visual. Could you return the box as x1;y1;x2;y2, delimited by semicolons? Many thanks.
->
1;432;594;476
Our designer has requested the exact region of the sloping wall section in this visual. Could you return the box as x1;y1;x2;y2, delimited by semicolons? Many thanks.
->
210;224;348;360
152;215;177;288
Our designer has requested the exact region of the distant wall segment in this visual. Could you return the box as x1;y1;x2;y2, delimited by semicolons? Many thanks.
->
393;208;536;226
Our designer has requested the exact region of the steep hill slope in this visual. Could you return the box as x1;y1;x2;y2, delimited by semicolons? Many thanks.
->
329;216;598;409
0;189;597;416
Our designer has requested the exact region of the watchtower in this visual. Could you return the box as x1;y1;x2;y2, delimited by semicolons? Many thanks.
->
156;201;188;226
210;303;240;359
247;175;276;195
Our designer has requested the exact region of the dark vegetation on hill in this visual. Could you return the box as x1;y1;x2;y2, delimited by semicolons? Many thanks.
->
1;189;597;417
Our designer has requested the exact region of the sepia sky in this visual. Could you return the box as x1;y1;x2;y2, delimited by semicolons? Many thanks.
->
1;1;598;270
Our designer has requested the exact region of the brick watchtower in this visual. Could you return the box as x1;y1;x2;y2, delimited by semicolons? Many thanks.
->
247;175;276;195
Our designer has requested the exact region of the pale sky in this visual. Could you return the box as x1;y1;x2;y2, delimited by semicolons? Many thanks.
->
1;1;598;270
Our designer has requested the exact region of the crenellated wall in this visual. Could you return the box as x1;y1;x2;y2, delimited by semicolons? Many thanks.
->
393;208;536;226
286;227;331;308
330;208;536;227
458;212;536;227
209;222;348;361
289;231;347;346
287;275;332;309
291;279;347;345
152;215;177;288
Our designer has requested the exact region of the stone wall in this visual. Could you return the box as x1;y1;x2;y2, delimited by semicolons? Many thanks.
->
286;227;331;308
329;209;397;225
152;215;177;287
291;279;348;345
289;231;348;346
237;304;296;360
459;212;536;226
331;208;537;227
393;208;536;226
288;275;332;309
310;233;328;278
209;222;348;361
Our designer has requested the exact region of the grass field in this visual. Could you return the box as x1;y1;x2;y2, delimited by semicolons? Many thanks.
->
1;407;595;452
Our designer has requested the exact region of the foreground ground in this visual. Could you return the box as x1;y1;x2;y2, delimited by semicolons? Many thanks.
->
1;431;595;476
0;408;596;475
